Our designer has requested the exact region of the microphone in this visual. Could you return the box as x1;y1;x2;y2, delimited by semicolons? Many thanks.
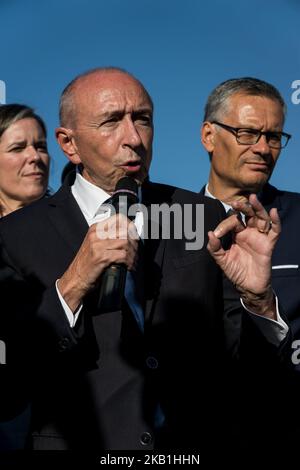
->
98;176;139;312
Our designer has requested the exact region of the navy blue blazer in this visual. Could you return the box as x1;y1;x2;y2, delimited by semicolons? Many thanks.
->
261;184;300;338
200;183;300;336
201;182;300;449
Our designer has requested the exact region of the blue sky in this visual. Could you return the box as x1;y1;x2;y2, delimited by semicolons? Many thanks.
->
1;0;300;193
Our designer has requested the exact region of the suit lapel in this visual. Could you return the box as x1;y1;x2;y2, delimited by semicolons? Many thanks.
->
144;237;166;323
259;183;283;217
46;181;88;256
142;182;167;324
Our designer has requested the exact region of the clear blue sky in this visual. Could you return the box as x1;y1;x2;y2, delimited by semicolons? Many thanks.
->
1;0;300;193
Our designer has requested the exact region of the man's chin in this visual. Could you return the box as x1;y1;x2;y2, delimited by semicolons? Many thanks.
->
242;177;269;193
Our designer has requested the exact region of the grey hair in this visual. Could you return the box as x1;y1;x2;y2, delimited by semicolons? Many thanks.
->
203;77;286;123
59;66;153;128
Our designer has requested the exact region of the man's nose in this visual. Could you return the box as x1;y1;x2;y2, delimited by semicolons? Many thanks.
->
123;118;142;148
251;134;271;154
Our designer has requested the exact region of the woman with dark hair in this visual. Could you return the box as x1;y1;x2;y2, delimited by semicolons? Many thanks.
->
0;104;50;450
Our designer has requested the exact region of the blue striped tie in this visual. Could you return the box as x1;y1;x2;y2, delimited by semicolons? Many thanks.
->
125;240;144;332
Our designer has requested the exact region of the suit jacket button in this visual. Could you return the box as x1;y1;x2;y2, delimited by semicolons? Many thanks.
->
146;356;159;369
58;337;70;352
140;432;153;446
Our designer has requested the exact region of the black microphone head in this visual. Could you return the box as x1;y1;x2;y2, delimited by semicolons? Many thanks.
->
111;177;139;215
115;176;138;195
113;177;139;204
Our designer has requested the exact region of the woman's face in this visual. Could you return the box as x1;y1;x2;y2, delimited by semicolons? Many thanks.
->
0;117;49;211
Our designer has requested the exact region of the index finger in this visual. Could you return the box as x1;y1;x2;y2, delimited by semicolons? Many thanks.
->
231;194;268;219
232;194;272;232
213;213;246;238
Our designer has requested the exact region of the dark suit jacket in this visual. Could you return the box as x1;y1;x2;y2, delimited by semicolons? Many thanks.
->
257;183;300;447
200;182;300;449
200;183;300;311
261;184;300;333
0;179;282;452
0;178;234;451
0;260;32;450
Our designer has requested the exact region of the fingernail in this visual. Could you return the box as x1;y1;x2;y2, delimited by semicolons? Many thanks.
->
214;228;222;237
226;210;246;227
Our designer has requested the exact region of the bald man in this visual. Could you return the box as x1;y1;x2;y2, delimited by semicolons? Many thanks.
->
0;68;286;452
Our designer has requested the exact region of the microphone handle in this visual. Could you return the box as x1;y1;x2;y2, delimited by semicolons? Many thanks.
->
97;177;138;312
97;263;127;312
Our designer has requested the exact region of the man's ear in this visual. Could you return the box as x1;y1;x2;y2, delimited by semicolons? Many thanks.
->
201;122;216;153
55;127;82;165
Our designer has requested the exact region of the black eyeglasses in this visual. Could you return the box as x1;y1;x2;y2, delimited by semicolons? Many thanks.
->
211;121;291;149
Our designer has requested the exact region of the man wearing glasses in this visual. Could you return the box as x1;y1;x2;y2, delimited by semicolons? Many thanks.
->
200;77;300;450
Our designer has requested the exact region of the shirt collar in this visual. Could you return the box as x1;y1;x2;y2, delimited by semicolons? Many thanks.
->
204;183;233;213
71;171;110;221
71;168;142;224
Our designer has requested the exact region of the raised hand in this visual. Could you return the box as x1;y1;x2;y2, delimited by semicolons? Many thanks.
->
207;194;281;318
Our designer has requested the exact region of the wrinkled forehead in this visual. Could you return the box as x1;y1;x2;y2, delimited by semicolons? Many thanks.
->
224;93;284;126
74;72;152;115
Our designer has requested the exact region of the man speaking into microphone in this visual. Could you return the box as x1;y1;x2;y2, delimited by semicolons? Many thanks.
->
0;67;287;452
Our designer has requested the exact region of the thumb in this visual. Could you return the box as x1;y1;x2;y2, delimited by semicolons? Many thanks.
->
207;230;225;260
